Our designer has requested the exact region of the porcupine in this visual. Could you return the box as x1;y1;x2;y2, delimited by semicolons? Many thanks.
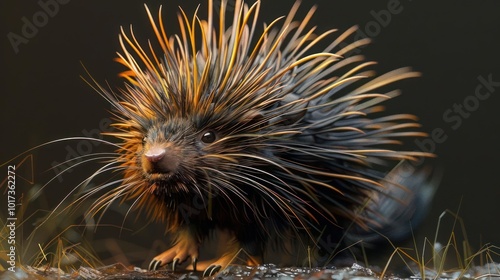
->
85;0;436;276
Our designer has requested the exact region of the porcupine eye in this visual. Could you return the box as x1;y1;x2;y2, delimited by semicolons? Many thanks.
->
200;130;217;143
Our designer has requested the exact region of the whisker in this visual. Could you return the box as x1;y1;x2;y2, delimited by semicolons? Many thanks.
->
2;137;121;166
33;161;122;231
47;153;119;172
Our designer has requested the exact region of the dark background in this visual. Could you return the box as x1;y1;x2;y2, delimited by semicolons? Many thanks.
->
1;0;499;268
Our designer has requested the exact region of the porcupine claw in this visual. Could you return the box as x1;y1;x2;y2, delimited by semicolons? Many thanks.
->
192;257;198;272
149;248;198;271
148;259;162;271
148;257;185;272
196;252;260;277
203;265;222;277
172;258;180;271
148;257;183;272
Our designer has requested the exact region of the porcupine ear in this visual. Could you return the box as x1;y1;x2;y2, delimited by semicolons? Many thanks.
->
240;110;266;130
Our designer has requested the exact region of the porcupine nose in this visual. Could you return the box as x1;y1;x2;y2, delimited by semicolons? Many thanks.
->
145;147;165;163
143;146;180;174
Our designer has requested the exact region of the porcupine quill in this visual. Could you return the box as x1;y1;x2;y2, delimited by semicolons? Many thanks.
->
80;0;436;276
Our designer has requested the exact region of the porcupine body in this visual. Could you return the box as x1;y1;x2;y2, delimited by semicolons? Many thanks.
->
89;0;435;275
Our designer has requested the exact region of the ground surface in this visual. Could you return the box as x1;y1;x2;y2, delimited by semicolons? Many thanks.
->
2;263;500;280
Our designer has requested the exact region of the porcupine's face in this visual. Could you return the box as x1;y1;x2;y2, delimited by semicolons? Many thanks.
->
139;119;200;193
137;117;225;194
130;108;261;200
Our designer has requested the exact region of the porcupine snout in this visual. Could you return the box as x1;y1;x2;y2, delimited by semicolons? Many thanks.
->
142;144;181;176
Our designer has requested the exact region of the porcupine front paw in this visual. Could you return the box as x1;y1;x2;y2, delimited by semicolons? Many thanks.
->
148;232;199;271
191;233;261;277
199;249;261;277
